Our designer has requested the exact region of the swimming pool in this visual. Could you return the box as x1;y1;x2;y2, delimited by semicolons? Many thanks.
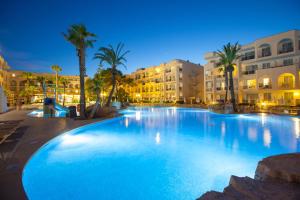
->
22;107;300;200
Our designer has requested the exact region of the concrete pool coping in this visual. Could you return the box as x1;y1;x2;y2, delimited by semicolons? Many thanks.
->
0;110;116;200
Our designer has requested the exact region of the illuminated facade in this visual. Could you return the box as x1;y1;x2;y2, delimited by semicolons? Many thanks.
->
0;55;82;106
204;30;300;106
126;59;204;103
4;70;82;106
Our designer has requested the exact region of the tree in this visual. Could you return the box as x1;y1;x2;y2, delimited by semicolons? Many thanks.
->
63;24;96;119
36;76;47;98
217;63;229;103
60;77;70;106
86;70;105;118
22;72;34;104
94;43;129;107
51;65;62;101
216;42;241;112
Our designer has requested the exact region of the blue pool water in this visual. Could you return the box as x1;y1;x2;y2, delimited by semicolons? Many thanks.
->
22;107;300;200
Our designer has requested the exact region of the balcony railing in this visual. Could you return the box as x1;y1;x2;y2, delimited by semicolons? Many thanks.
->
242;70;256;75
278;48;293;54
243;85;256;89
279;83;294;89
258;83;272;89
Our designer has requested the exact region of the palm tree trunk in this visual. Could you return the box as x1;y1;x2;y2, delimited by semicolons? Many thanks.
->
224;70;228;103
228;69;237;112
89;92;100;119
105;70;116;107
55;72;58;101
79;48;86;119
63;85;66;106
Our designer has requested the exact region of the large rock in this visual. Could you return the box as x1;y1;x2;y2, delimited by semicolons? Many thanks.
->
255;153;300;183
198;153;300;200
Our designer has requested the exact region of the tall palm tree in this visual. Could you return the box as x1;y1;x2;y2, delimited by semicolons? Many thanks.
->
94;43;129;107
217;61;229;103
51;65;62;101
216;42;241;112
60;77;70;106
36;76;46;98
22;72;33;104
86;71;105;118
63;24;96;119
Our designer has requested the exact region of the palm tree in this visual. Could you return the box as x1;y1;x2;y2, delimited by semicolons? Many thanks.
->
22;72;33;103
63;24;96;119
217;62;229;103
94;43;129;107
216;42;241;112
36;76;46;98
86;70;105;118
51;65;62;101
60;77;70;106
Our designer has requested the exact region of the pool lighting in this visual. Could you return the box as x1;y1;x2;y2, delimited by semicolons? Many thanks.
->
263;128;271;148
125;117;129;127
155;132;160;144
135;111;141;121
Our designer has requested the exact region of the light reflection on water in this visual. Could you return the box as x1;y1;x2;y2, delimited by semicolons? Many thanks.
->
23;107;300;200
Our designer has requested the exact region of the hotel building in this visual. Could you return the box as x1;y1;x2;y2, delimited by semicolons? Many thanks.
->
0;55;81;106
126;59;204;103
204;30;300;106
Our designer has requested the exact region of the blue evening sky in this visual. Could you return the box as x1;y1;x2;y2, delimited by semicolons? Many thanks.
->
0;0;300;76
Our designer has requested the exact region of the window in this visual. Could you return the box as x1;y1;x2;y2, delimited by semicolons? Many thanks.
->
283;59;293;66
263;93;272;101
241;51;255;61
262;63;271;69
278;39;294;54
243;65;258;74
261;47;271;57
263;78;270;86
247;79;256;89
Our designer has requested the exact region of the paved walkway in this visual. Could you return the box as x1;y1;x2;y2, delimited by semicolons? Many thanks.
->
0;110;107;200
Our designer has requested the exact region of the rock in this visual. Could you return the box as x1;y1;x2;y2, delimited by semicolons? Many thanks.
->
197;153;300;200
255;153;300;183
197;191;231;200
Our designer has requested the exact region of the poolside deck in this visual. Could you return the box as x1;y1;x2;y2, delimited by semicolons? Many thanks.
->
0;110;108;200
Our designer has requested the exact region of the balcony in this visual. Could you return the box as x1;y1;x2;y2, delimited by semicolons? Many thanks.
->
278;47;294;54
258;83;272;89
216;75;225;78
243;85;256;89
278;83;294;89
242;70;256;75
206;88;213;92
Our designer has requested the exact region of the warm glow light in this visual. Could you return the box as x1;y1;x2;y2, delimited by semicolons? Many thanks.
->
261;113;266;125
263;78;269;86
12;73;16;77
75;89;79;93
294;92;300;97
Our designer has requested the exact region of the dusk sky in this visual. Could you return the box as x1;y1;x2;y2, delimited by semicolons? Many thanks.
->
0;0;300;76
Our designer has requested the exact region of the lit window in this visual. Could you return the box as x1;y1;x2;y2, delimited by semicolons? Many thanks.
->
263;78;270;86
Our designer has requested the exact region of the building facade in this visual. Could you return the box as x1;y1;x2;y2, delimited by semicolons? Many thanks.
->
0;55;82;106
204;30;300;106
126;59;204;103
